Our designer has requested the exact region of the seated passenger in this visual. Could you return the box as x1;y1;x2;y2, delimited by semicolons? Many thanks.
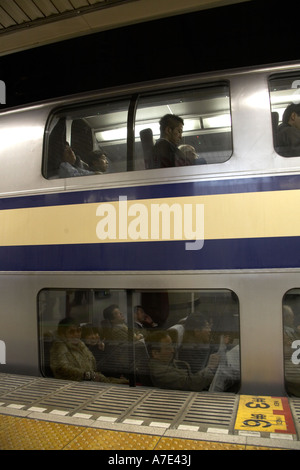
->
100;304;132;377
134;305;158;332
153;114;186;168
178;145;197;165
101;304;143;341
59;142;95;178
147;330;219;392
86;150;109;173
102;304;129;341
81;324;105;371
178;313;218;374
277;103;300;156
50;317;128;384
178;144;206;165
100;304;147;379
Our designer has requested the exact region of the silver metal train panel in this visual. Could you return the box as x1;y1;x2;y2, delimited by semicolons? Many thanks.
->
1;62;300;399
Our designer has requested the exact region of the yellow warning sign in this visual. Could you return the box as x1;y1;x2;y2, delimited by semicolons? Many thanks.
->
235;395;296;434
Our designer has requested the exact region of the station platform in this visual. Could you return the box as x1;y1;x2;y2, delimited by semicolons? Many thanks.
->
0;373;300;451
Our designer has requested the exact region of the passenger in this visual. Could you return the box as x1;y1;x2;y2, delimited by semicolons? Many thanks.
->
102;304;127;340
277;103;300;156
81;324;105;370
134;305;146;330
178;144;207;165
86;150;109;173
75;155;91;171
100;304;147;379
101;304;143;341
147;330;219;392
134;305;158;331
178;144;197;165
58;142;95;178
50;317;128;384
100;304;128;377
153;114;186;168
178;313;219;374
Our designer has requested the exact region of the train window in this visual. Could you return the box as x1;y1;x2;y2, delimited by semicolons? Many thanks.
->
44;84;232;179
44;99;130;179
269;75;300;157
283;289;300;396
134;84;232;169
38;288;240;393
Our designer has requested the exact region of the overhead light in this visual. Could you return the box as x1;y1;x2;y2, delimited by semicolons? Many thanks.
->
270;89;300;105
96;118;201;142
203;114;231;128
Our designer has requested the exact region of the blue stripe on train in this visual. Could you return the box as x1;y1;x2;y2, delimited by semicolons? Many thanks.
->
0;237;300;271
1;173;300;210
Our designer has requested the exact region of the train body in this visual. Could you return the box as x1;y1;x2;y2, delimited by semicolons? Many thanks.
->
1;60;300;398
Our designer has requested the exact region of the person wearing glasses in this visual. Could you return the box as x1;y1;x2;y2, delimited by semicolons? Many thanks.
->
147;330;219;391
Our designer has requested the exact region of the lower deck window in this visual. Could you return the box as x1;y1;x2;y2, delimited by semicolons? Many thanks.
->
38;288;240;393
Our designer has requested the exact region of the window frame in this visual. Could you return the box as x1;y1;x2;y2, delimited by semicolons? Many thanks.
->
43;81;233;180
38;287;240;392
269;72;300;158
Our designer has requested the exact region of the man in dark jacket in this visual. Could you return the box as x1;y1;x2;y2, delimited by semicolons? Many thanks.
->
147;330;219;391
277;103;300;156
153;114;186;167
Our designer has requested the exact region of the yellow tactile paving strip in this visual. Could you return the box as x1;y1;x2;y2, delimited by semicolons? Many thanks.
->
0;415;282;450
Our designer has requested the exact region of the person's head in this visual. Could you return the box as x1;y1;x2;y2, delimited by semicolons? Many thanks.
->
88;150;109;172
134;305;146;323
184;313;211;343
147;330;174;363
103;304;125;325
282;103;300;130
57;317;81;343
178;144;197;165
81;324;100;345
62;142;76;165
159;114;184;146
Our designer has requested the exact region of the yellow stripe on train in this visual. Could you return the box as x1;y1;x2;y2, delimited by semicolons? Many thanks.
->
0;190;299;247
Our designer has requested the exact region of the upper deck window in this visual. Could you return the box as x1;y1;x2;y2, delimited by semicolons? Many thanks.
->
44;99;130;179
269;74;300;157
135;84;232;169
44;83;232;179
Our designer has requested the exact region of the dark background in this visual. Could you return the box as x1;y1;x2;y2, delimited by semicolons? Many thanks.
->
0;0;298;108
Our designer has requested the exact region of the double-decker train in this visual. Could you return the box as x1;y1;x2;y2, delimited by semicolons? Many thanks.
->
1;59;300;405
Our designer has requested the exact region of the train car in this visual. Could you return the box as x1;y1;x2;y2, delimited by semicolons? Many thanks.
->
1;59;300;405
